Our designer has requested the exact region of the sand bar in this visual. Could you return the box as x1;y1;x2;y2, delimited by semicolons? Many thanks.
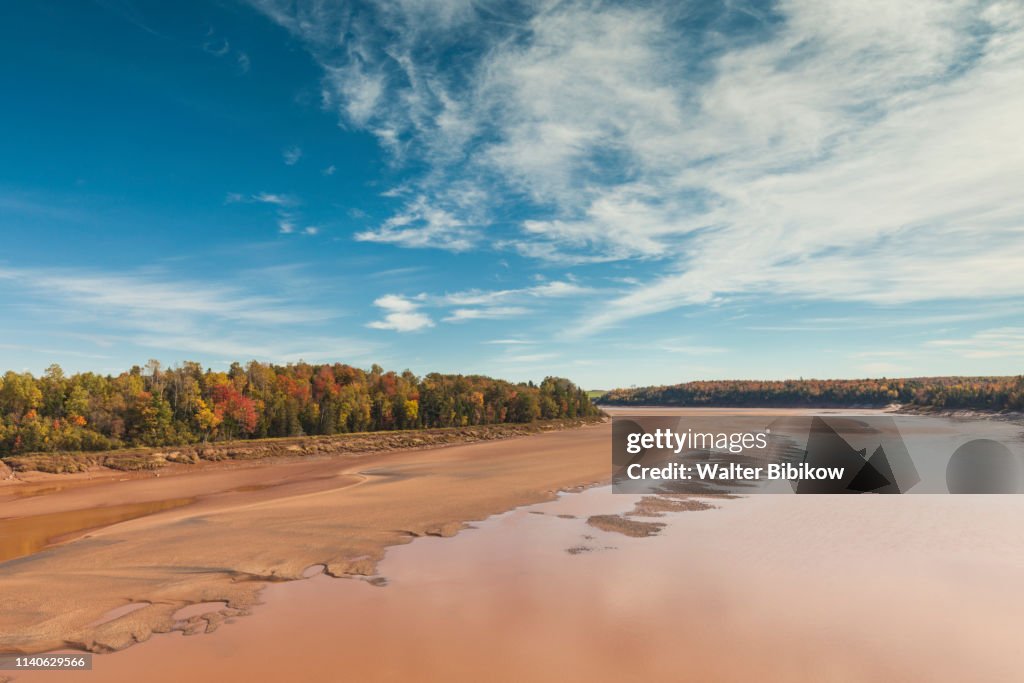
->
0;420;615;654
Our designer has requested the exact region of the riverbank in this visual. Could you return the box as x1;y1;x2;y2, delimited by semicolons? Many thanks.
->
5;407;1021;682
13;483;1024;682
893;405;1024;423
0;417;605;476
0;418;612;655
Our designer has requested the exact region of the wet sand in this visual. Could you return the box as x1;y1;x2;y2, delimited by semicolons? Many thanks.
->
0;497;195;564
0;421;615;654
5;409;1024;682
13;486;1024;682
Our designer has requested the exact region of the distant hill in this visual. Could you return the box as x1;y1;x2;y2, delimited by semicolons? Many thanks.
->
598;376;1024;411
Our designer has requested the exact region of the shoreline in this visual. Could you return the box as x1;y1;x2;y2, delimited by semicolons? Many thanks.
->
601;403;1024;423
0;419;616;655
14;482;1024;682
893;405;1024;423
1;408;818;656
1;416;606;478
4;407;1017;675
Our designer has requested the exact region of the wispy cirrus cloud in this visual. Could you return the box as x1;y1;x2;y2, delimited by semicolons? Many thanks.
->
503;352;559;364
225;192;321;237
443;307;529;322
277;213;319;236
0;265;373;364
926;327;1024;359
366;279;594;329
254;191;295;206
226;191;298;206
366;294;434;332
248;0;1024;334
202;27;251;75
236;51;251;74
355;190;483;251
282;145;303;166
202;36;230;57
0;266;328;325
440;280;592;307
276;213;320;236
277;215;296;234
656;343;726;356
129;333;375;364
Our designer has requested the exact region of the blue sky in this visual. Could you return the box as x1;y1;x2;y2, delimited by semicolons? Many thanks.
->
1;0;1022;389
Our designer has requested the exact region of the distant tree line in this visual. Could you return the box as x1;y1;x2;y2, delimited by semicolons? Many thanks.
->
0;361;600;455
600;377;1024;411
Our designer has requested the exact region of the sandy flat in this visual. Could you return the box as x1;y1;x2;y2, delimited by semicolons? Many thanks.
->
11;485;1024;682
0;421;614;654
5;408;1021;683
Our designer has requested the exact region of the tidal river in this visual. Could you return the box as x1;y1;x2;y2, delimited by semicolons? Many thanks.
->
9;411;1024;683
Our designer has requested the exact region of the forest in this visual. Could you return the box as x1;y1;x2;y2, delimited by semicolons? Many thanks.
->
0;361;600;455
600;376;1024;411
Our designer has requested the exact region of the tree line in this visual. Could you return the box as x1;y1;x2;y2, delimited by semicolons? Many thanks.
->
599;376;1024;411
0;361;600;455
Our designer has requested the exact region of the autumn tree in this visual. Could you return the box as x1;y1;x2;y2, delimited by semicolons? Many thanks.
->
0;361;601;455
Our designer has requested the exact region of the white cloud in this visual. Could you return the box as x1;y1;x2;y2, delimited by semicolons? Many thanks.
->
250;0;1024;332
283;145;303;165
355;191;481;251
365;279;593;326
0;266;374;365
859;362;907;377
128;333;375;364
0;343;111;361
367;294;434;332
322;164;336;176
504;352;559;363
657;343;726;355
926;327;1024;359
526;280;590;298
202;29;252;76
0;266;327;325
224;194;313;237
223;192;310;236
441;280;592;306
202;37;231;58
227;192;298;206
443;307;530;322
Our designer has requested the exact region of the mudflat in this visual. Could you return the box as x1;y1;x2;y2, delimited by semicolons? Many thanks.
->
0;420;614;654
11;463;1024;683
8;408;1016;683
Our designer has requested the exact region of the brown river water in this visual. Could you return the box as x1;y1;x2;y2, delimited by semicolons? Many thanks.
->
7;412;1024;682
13;483;1024;682
0;497;194;564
